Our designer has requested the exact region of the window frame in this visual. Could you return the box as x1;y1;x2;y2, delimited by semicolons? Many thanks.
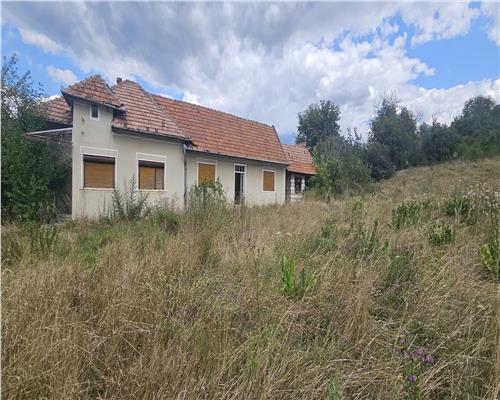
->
262;168;276;193
197;159;217;186
90;104;100;120
80;147;118;190
136;153;167;192
82;154;116;190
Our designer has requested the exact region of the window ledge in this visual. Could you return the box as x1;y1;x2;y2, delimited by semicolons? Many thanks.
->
81;188;115;191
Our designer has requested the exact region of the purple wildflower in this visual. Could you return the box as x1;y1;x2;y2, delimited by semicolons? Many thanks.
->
424;354;433;364
407;375;417;383
399;338;406;345
415;348;424;357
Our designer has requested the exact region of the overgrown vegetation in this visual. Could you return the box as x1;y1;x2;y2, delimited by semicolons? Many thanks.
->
2;158;499;399
300;95;500;196
1;54;69;222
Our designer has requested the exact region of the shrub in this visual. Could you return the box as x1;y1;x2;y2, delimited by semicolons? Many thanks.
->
390;200;430;229
428;221;455;246
108;176;150;220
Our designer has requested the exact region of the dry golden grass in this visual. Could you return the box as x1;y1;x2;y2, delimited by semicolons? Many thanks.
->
2;157;500;399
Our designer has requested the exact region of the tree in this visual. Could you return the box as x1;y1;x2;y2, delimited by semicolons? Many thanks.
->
312;131;372;195
368;97;420;170
364;142;395;181
1;54;69;222
451;96;500;159
420;121;459;164
296;100;341;151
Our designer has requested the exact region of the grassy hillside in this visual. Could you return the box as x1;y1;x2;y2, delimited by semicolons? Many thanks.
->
2;157;500;399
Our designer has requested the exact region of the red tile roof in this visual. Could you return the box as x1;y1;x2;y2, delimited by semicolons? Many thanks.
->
282;143;316;175
62;75;122;108
112;80;187;139
38;96;72;125
40;76;289;164
154;96;288;165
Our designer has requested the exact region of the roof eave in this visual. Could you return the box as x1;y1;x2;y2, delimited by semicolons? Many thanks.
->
61;90;124;111
111;125;189;143
186;148;289;167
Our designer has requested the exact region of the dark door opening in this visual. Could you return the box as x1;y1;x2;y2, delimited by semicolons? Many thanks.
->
234;165;245;204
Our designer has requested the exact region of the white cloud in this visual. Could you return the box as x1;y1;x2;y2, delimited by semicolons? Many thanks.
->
3;2;499;141
481;2;500;45
399;2;480;46
46;65;78;86
19;28;62;53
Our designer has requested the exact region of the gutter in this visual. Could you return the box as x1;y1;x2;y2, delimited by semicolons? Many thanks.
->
183;142;188;209
112;126;189;143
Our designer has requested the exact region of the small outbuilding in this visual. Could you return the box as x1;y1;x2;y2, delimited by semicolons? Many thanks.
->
282;143;316;203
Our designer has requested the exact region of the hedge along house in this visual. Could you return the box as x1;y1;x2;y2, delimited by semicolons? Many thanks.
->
282;143;316;203
30;75;314;219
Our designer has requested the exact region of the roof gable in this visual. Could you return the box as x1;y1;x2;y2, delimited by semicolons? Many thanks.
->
154;96;288;165
282;143;316;175
62;75;121;108
112;80;187;139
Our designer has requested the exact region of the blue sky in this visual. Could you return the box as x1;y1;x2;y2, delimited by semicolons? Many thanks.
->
2;2;499;143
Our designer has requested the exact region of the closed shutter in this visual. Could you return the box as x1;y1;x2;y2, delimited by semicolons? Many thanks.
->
139;161;165;190
263;170;275;192
83;156;115;188
198;163;215;185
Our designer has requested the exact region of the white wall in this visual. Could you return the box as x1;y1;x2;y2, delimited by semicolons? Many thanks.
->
71;100;287;218
185;153;286;206
71;101;185;219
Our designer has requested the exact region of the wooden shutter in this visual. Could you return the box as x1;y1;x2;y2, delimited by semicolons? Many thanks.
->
263;170;275;192
139;166;155;190
198;163;215;185
83;156;115;188
139;161;165;190
155;167;164;190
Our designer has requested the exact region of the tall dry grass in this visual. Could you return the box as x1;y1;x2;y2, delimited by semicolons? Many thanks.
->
2;157;500;399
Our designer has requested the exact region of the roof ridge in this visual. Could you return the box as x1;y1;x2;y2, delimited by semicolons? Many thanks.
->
153;93;276;130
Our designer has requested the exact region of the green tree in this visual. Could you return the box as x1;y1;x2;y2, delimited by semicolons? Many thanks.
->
420;121;459;164
296;100;341;150
368;97;420;170
1;54;69;222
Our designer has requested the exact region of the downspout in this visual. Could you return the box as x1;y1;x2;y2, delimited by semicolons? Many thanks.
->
183;142;187;210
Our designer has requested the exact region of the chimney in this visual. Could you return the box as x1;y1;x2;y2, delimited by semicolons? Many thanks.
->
116;77;122;84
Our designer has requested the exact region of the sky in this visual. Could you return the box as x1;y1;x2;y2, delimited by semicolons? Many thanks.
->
2;1;499;144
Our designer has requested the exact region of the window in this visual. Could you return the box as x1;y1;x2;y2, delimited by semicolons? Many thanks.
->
90;104;99;119
295;176;303;194
263;170;275;192
83;155;115;188
198;162;216;185
139;160;164;190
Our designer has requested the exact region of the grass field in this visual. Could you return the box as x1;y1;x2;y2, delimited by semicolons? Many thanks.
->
2;157;500;399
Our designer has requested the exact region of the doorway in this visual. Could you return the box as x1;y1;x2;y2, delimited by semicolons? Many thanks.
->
234;164;245;204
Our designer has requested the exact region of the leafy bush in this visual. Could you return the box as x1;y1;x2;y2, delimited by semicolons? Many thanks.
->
428;221;455;246
390;200;430;229
186;180;227;222
1;55;69;222
108;176;150;220
280;256;313;300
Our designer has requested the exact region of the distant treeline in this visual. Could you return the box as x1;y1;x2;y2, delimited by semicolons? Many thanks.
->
297;96;500;195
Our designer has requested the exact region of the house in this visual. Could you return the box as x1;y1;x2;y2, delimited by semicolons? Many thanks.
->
282;143;316;203
31;75;315;219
